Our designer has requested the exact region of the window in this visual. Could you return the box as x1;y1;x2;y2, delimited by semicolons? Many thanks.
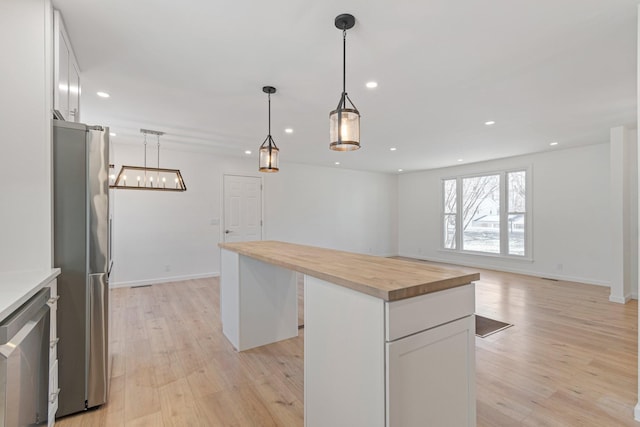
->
443;179;457;249
442;169;529;257
507;171;526;256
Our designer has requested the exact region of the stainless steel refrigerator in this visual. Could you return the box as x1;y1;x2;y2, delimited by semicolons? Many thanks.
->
52;119;110;417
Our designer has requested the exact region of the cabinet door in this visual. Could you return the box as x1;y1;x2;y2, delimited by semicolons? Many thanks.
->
53;11;81;122
57;36;69;120
47;280;59;426
68;61;80;122
386;316;476;427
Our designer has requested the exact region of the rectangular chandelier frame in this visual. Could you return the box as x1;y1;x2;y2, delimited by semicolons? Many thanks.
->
110;165;187;191
109;128;187;192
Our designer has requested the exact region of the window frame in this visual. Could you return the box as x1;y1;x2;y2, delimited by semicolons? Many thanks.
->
440;167;532;260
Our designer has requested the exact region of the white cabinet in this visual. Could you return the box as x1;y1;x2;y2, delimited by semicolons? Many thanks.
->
385;286;476;427
53;11;80;122
47;280;60;426
304;277;476;427
387;317;475;426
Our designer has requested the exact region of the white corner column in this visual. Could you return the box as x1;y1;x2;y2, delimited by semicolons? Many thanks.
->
635;5;640;422
610;125;635;303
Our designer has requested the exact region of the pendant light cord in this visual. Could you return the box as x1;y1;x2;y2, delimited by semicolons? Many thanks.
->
268;92;271;137
342;28;347;96
143;133;147;182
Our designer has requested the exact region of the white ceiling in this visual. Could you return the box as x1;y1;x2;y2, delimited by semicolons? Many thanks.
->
53;0;637;173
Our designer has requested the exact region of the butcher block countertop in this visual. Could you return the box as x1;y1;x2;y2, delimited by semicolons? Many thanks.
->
219;241;479;301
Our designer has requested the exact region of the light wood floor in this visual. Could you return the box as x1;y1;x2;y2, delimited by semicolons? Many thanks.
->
56;263;639;426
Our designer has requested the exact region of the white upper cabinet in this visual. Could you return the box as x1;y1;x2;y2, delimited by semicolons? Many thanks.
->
53;11;80;122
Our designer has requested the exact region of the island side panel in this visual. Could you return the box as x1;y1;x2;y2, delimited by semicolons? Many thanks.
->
220;248;240;349
237;256;298;351
304;275;385;427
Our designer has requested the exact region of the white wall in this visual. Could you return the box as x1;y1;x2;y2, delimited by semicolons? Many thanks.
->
398;143;612;286
263;163;398;256
109;144;249;286
0;0;53;272
110;144;398;286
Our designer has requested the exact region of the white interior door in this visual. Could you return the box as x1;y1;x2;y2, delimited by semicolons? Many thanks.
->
223;175;262;242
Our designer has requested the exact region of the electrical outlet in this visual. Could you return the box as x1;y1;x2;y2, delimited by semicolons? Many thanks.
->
165;265;171;272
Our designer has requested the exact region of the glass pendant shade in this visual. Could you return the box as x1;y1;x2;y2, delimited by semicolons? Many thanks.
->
259;136;279;172
329;106;360;151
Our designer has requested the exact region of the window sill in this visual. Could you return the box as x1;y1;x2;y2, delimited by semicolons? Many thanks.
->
438;248;533;263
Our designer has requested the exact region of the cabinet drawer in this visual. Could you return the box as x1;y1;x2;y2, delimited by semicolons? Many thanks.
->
385;283;474;342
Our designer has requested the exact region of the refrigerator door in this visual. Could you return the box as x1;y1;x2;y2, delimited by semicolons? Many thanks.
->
53;120;90;417
87;126;109;276
86;126;110;408
87;273;108;407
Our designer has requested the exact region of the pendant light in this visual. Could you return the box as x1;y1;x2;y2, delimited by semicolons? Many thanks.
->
259;86;280;172
110;129;187;191
329;13;360;151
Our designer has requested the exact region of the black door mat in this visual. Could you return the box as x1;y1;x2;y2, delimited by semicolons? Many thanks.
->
476;315;513;338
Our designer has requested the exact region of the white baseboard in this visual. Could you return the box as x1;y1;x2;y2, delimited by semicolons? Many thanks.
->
634;402;640;421
110;272;219;288
609;293;632;304
396;253;610;288
377;252;397;258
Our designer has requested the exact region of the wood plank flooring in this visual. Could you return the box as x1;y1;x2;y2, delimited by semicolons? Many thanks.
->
56;263;639;426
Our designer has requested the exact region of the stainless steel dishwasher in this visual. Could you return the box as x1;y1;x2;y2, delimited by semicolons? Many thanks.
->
0;288;51;426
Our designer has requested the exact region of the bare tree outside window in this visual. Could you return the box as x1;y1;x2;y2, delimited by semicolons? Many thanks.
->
462;175;500;253
443;179;456;249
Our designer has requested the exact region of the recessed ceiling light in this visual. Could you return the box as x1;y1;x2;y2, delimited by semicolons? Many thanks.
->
335;162;341;165
484;120;495;126
398;169;404;172
390;147;397;151
550;141;559;146
245;150;252;155
97;91;110;98
285;128;293;134
366;81;378;89
109;132;116;137
457;158;463;162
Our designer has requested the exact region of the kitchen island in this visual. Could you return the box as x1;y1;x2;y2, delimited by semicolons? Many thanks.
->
219;241;479;427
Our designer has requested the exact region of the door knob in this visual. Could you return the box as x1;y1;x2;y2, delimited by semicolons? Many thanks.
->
225;230;231;234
